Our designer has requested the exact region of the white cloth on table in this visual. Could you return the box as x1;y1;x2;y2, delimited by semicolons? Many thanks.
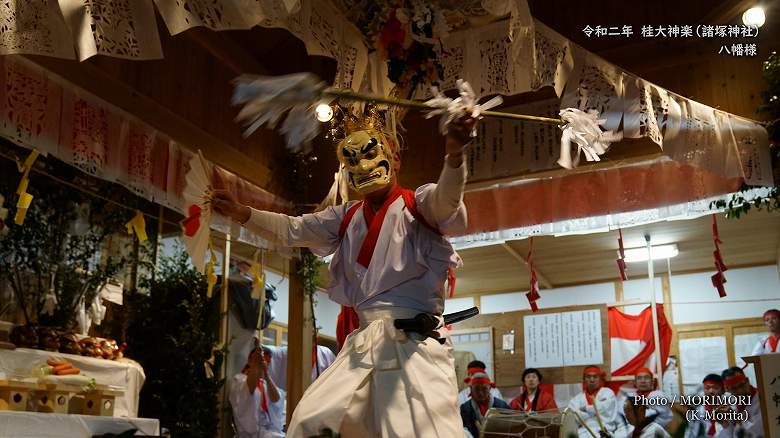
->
620;389;673;427
264;345;336;392
0;411;159;437
567;388;626;438
457;386;503;406
626;422;671;438
0;348;145;417
243;160;467;315
229;373;285;438
286;306;462;438
751;335;778;355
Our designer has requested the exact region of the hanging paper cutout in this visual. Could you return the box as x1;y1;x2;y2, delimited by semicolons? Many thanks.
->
250;250;266;300
526;237;540;312
125;210;148;242
616;228;628;281
14;149;39;225
711;215;728;297
206;242;218;298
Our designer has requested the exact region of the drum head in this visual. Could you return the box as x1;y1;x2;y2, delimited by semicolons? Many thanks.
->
482;408;568;438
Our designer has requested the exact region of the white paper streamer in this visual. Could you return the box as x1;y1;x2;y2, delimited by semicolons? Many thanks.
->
424;79;503;135
557;108;622;169
233;73;328;152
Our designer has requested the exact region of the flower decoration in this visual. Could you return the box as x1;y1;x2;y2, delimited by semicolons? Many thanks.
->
355;0;452;94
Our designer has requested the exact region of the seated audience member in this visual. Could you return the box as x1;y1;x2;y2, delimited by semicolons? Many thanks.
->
751;309;780;355
622;367;672;428
684;374;725;438
567;366;625;438
624;397;671;438
230;346;285;438
460;372;510;438
719;367;764;438
457;360;503;405
510;368;558;412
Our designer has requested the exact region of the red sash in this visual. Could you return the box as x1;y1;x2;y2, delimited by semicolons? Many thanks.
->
765;335;779;352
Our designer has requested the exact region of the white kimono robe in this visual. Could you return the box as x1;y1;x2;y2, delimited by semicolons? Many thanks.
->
621;390;673;428
567;388;626;438
229;373;286;438
627;422;671;438
684;405;724;438
243;160;468;438
717;390;763;438
751;334;779;355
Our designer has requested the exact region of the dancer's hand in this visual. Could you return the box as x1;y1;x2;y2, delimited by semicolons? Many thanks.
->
212;189;251;224
445;115;476;167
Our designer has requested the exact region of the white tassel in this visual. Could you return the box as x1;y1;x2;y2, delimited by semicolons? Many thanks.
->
557;108;622;170
233;73;328;152
424;79;503;135
317;164;349;211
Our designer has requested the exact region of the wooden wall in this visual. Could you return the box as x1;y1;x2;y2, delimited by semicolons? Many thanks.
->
456;304;610;387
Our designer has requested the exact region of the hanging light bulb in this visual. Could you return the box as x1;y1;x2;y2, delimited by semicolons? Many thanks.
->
315;103;334;122
742;6;766;27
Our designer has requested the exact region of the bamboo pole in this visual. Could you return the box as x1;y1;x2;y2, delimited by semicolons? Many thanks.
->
644;235;664;389
323;88;565;125
218;233;232;438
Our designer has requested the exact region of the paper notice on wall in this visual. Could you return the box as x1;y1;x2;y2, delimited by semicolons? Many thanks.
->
524;309;603;368
467;98;561;181
524;313;563;367
562;309;604;365
679;336;728;393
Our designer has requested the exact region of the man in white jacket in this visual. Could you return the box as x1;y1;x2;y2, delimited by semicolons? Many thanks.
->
718;367;763;438
215;110;476;437
229;347;285;438
751;309;779;355
567;366;626;438
621;367;673;428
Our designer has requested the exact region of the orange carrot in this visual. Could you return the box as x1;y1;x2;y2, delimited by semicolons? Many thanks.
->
52;363;73;373
55;367;80;375
47;358;66;367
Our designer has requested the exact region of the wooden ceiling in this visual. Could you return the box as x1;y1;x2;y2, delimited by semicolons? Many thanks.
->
453;209;780;296
20;0;775;206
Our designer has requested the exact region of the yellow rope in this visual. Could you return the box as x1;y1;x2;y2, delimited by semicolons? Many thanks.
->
324;88;565;125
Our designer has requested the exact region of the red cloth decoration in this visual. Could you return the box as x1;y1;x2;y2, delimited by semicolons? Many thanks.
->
336;305;360;351
711;215;728;297
182;204;202;237
606;305;673;394
616;228;628;281
526;238;541;311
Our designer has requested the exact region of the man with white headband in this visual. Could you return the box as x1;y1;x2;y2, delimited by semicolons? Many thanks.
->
214;105;476;437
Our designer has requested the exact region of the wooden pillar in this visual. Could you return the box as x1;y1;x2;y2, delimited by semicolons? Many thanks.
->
286;256;314;424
